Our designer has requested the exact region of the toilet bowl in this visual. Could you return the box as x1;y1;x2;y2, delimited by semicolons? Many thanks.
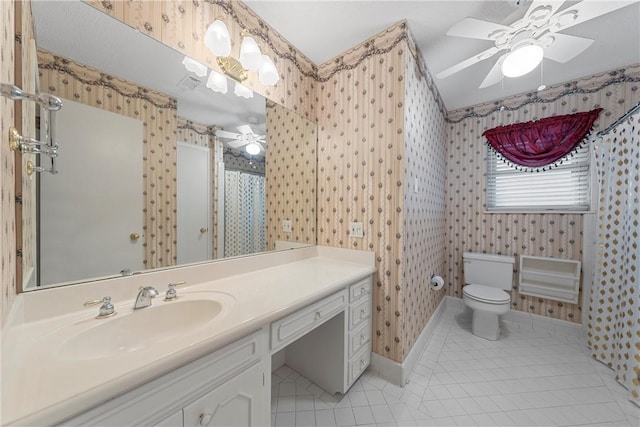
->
462;252;515;341
463;284;510;340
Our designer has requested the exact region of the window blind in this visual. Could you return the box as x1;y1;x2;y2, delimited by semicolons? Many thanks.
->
486;143;591;211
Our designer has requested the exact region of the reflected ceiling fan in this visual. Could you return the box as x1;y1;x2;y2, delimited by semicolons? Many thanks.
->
216;124;266;155
436;0;636;88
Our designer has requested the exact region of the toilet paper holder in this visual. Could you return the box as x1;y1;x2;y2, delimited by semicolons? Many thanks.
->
430;274;445;290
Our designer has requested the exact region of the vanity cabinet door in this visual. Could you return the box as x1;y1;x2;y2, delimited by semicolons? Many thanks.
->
183;362;265;427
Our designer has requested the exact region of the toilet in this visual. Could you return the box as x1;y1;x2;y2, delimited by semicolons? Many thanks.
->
462;252;515;340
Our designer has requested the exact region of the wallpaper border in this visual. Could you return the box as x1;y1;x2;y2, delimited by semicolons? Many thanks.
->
447;65;640;123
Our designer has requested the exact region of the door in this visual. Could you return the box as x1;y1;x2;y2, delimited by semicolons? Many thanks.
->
182;363;265;427
177;142;211;264
39;99;144;286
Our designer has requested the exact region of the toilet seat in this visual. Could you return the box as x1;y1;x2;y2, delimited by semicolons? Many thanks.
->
463;284;510;304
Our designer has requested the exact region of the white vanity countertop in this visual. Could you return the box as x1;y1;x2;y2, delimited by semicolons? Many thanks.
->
1;247;375;426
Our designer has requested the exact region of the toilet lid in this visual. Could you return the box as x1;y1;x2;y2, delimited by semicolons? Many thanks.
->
463;284;511;304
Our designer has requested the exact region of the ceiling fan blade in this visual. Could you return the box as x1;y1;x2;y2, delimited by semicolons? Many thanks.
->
436;46;500;79
543;33;594;63
226;139;246;148
550;0;637;33
237;124;253;135
216;130;241;139
446;18;513;40
479;54;506;89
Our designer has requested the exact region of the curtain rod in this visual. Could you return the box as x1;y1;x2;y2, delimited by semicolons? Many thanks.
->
597;101;640;136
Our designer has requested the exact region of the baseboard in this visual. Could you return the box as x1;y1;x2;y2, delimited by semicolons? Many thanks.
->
446;295;584;340
370;295;448;386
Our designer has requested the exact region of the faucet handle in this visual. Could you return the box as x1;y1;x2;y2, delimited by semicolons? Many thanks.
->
165;281;186;301
84;296;116;319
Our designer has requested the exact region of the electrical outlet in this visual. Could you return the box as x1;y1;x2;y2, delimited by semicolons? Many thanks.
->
349;222;364;238
282;220;292;233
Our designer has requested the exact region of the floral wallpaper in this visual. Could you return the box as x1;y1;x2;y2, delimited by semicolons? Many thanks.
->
15;1;37;292
401;33;447;358
265;101;316;250
37;50;178;270
445;65;640;323
1;0;17;327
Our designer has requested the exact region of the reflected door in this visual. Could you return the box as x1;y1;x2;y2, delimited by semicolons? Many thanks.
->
177;142;211;264
39;99;144;286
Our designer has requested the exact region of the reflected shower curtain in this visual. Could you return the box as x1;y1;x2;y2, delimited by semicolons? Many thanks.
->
587;111;640;406
224;170;266;257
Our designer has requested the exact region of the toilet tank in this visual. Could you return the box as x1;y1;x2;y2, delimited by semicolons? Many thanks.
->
463;252;515;290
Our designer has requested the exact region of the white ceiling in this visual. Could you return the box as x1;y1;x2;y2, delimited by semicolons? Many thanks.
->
244;0;640;110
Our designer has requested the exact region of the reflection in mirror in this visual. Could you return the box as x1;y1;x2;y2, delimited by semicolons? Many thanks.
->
25;1;317;291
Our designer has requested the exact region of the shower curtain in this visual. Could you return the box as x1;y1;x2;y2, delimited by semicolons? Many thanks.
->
587;110;640;406
224;170;266;257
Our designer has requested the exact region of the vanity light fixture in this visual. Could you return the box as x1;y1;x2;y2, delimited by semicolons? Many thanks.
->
206;69;228;94
258;55;280;86
501;44;544;78
239;35;263;71
234;82;254;99
204;20;231;57
181;56;207;77
203;19;280;87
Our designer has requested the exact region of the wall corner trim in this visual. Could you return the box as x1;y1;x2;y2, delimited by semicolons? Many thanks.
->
369;295;448;386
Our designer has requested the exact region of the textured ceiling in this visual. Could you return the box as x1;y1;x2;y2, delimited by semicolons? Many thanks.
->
244;0;640;110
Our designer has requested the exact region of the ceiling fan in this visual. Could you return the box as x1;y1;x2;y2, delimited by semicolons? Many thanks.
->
436;0;636;88
216;124;266;155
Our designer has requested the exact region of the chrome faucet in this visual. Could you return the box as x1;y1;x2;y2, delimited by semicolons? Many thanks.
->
134;286;159;309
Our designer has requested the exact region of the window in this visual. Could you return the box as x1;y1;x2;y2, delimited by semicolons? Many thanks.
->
486;143;591;211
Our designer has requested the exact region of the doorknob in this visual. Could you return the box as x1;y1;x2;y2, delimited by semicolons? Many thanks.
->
129;232;140;241
200;227;208;233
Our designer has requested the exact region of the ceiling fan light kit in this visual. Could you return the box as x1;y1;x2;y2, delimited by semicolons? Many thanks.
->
435;0;635;89
501;44;544;78
245;142;261;155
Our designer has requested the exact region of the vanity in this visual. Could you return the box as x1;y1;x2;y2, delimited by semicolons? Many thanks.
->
1;246;375;426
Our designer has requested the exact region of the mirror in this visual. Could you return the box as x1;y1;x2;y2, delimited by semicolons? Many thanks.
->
24;1;317;291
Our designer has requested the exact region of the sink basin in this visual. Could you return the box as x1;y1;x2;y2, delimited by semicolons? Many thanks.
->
55;295;232;361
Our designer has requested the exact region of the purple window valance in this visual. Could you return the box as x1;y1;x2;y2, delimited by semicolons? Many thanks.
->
483;108;602;169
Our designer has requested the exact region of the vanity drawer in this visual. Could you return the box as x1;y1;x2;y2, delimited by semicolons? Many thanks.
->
270;290;346;351
348;296;371;331
348;347;371;387
349;278;371;302
349;322;371;358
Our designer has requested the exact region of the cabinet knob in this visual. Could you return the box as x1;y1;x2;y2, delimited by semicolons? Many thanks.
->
199;413;212;426
129;232;140;241
200;227;208;233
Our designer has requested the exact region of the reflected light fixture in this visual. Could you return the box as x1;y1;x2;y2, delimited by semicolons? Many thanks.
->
245;143;261;155
501;44;544;78
182;56;207;77
206;69;228;94
204;20;231;57
234;82;254;99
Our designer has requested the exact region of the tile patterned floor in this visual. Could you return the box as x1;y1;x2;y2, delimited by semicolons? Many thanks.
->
271;307;640;426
